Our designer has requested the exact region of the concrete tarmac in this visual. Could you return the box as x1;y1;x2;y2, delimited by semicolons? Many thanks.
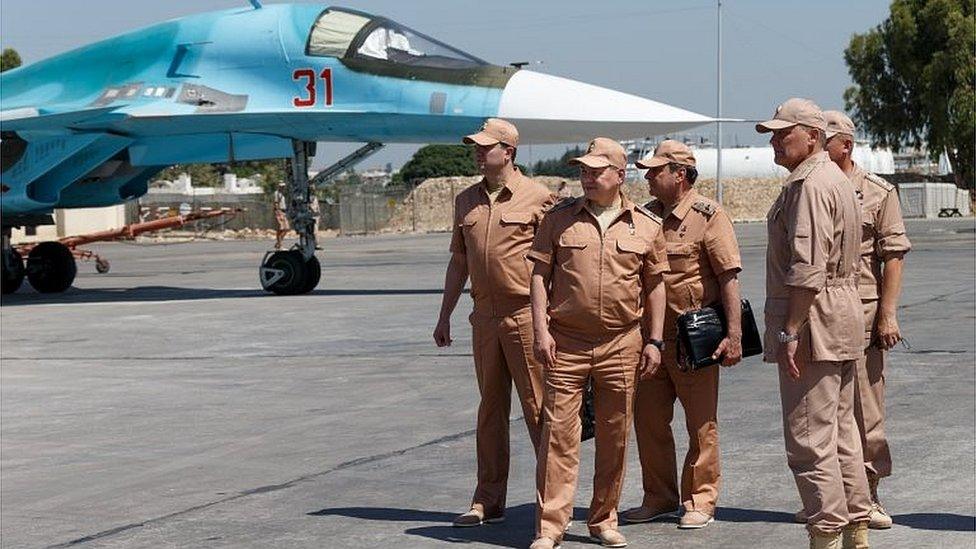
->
1;219;974;548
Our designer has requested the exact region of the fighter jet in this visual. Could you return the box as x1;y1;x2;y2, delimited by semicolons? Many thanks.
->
0;1;714;295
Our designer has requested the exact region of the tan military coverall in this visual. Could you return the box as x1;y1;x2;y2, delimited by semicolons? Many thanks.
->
635;190;741;516
764;151;872;535
451;171;555;517
528;195;669;540
850;164;912;482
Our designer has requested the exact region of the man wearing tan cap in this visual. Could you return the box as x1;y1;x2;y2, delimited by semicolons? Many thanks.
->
757;98;873;549
434;118;555;528
527;137;668;549
816;110;911;530
621;139;742;530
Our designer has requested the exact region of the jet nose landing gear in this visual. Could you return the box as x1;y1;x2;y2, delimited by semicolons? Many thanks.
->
260;250;320;295
260;140;321;295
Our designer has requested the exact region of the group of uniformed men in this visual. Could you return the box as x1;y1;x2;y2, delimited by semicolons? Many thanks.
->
433;97;910;549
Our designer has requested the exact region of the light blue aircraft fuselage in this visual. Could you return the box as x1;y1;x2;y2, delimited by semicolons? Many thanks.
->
0;1;714;294
0;4;523;215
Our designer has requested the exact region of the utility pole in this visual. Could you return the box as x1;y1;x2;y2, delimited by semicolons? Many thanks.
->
716;0;724;206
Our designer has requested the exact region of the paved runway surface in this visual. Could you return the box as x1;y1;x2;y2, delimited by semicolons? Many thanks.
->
2;219;974;548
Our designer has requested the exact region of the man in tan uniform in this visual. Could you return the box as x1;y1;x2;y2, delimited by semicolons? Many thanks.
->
621;140;743;530
822;110;911;529
527;138;668;549
757;98;872;549
433;118;555;528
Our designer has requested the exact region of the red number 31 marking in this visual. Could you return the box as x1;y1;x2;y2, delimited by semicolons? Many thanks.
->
292;68;333;108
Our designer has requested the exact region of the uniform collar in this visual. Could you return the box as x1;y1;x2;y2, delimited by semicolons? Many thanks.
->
849;162;867;190
576;191;635;221
480;169;523;197
785;151;829;185
666;188;698;221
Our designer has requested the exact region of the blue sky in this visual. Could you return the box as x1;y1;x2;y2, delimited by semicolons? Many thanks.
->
0;0;892;170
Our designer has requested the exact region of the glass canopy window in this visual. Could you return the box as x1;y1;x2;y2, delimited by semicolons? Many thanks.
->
307;8;487;70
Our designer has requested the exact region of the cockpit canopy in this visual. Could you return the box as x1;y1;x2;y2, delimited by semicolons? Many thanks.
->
306;7;512;87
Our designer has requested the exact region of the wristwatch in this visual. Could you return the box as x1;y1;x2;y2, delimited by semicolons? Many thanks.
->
778;330;800;343
647;339;665;351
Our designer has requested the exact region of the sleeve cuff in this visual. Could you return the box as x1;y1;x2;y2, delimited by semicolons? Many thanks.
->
527;249;551;264
785;264;826;290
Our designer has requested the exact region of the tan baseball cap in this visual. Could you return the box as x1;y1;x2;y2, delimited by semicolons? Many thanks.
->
756;98;826;133
463;118;519;147
824;110;856;139
636;139;697;169
568;137;627;169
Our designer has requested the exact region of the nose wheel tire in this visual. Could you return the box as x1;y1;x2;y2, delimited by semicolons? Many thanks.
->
26;242;77;293
2;248;25;295
260;251;320;295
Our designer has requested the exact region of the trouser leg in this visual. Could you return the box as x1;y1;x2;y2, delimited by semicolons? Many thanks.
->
633;346;679;510
470;311;512;516
837;359;873;523
500;309;545;451
779;357;848;536
853;300;891;482
587;329;641;535
672;360;721;514
535;332;590;541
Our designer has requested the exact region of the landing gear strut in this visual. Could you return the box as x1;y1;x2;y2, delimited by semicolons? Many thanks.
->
260;140;321;295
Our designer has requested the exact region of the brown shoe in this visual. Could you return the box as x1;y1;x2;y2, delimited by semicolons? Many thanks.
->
678;510;714;529
590;529;627;548
620;505;680;524
795;509;808;523
842;521;870;549
528;536;560;549
452;507;505;527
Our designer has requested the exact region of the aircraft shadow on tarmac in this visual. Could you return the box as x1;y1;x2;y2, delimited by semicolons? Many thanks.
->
0;286;448;306
892;513;976;532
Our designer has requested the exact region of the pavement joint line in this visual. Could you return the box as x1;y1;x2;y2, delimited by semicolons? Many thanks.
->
0;353;473;361
44;418;515;548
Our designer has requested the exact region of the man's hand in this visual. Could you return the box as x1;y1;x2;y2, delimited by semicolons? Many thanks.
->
639;343;662;380
433;319;452;347
713;334;743;367
874;312;901;350
777;339;801;380
533;330;557;369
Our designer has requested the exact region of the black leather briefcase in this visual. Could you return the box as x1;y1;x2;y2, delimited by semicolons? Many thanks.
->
580;378;595;441
676;299;762;371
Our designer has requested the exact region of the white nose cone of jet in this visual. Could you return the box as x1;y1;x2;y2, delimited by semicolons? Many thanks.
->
497;70;714;144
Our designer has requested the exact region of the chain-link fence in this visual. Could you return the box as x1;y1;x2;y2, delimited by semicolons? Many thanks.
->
338;185;412;235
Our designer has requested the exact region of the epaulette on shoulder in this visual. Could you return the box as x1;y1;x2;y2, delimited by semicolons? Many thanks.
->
547;196;578;213
864;172;895;192
635;203;662;224
691;200;717;218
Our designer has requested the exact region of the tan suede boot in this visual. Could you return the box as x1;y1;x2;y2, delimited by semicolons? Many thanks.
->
867;477;892;529
809;531;842;549
841;521;870;549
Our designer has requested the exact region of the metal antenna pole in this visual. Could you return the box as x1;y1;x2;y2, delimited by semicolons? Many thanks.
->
716;0;724;206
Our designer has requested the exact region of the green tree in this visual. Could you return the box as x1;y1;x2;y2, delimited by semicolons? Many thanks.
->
531;146;586;177
156;163;221;187
223;159;285;193
844;0;975;188
395;144;478;184
1;48;22;72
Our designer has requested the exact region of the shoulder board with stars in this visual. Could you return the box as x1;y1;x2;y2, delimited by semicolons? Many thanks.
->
547;196;579;213
691;200;717;218
864;172;895;193
634;203;662;224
